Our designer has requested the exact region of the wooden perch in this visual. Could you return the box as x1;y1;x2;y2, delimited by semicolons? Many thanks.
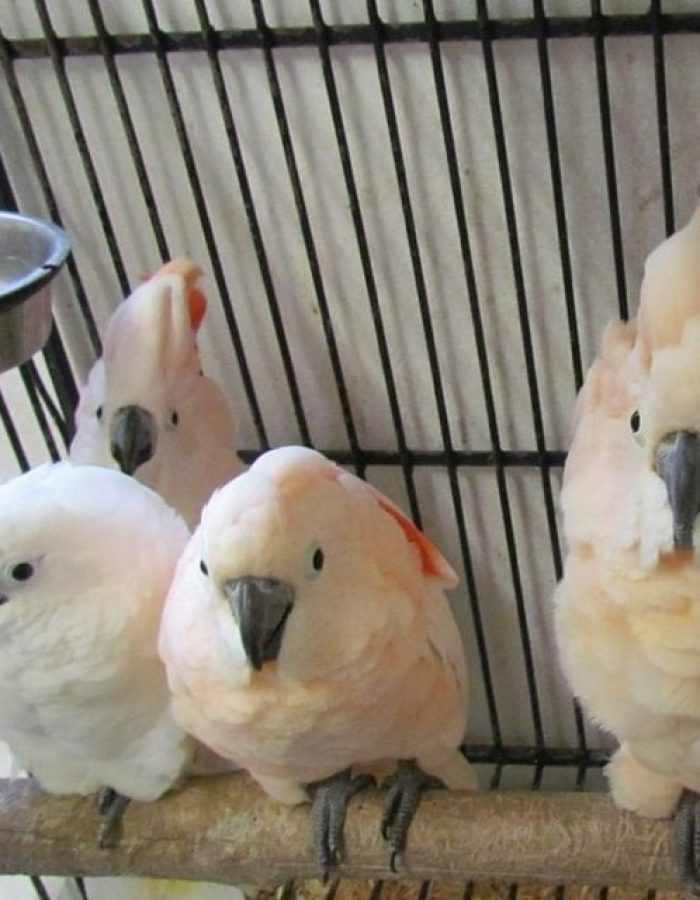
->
0;774;681;888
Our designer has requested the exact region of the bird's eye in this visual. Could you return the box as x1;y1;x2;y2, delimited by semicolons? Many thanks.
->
11;562;34;582
630;410;645;446
170;411;179;427
305;544;324;580
200;560;208;577
96;406;103;422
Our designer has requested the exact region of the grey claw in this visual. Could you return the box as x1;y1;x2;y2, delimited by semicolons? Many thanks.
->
96;789;130;849
390;849;401;874
95;786;115;816
673;789;700;893
308;769;374;876
380;759;444;869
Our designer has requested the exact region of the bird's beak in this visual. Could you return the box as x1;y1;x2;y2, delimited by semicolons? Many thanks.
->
656;430;700;550
224;577;295;671
110;405;156;475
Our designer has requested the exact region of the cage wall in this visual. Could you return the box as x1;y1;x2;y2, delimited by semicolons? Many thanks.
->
2;0;700;876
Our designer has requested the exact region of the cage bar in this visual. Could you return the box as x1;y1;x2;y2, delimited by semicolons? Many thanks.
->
33;0;130;296
650;0;675;236
195;0;311;447
591;0;627;320
86;0;171;262
141;0;269;449
3;13;700;59
251;0;361;470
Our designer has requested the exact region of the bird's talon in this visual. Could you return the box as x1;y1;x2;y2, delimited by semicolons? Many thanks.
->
379;759;444;867
95;787;114;816
309;770;373;876
95;788;130;849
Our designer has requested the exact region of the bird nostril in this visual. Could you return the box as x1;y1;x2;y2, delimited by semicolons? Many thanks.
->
0;595;9;607
136;443;154;467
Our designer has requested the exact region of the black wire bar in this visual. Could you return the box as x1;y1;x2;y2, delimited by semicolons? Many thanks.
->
309;0;420;521
86;0;171;263
0;390;30;473
591;0;628;320
477;0;552;750
532;0;583;393
251;0;362;474
194;0;311;447
30;876;51;900
530;0;588;753
368;0;505;745
0;35;100;364
18;363;61;462
650;0;675;236
422;0;505;747
141;0;269;449
0;132;81;435
22;359;71;451
33;0;130;298
4;11;700;59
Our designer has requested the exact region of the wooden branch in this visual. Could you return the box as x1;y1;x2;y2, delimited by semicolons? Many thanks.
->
0;774;680;888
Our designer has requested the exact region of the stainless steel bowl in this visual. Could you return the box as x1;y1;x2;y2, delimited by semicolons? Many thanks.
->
0;211;71;373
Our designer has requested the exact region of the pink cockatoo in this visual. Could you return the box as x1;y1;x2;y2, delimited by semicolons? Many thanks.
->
555;204;700;889
159;446;476;874
70;260;244;527
0;462;192;847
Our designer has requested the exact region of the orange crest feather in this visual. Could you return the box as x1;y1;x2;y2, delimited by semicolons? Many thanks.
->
375;495;457;584
153;259;207;332
187;288;207;331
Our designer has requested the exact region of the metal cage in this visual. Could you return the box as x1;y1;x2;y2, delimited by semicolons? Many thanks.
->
0;1;697;897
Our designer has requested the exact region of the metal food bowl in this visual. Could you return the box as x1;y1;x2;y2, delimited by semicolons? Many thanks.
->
0;211;71;373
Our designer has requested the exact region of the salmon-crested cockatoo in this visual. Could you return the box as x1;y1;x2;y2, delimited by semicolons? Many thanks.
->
159;446;476;875
554;204;700;890
70;260;244;527
0;462;192;847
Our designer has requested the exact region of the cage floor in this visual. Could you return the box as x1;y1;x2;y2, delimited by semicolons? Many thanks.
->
260;882;679;900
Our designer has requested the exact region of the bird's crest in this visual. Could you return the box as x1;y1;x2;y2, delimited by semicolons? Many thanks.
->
374;493;458;587
156;259;207;332
103;259;206;386
637;202;700;363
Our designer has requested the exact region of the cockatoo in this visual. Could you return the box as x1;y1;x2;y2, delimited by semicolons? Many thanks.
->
0;462;191;846
70;260;244;528
159;446;476;874
554;204;700;889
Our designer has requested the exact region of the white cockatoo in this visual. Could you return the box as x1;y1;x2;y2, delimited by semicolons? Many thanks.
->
555;204;700;889
159;446;476;875
70;260;244;527
0;462;191;846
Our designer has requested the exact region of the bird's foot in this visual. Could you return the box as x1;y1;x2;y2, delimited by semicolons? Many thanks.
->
674;789;700;894
95;787;130;848
307;768;374;880
381;759;444;873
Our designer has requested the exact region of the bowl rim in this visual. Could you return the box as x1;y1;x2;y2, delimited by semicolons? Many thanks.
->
0;211;71;308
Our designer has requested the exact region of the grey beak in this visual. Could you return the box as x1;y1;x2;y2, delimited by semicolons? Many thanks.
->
656;430;700;550
110;405;156;475
224;577;295;671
